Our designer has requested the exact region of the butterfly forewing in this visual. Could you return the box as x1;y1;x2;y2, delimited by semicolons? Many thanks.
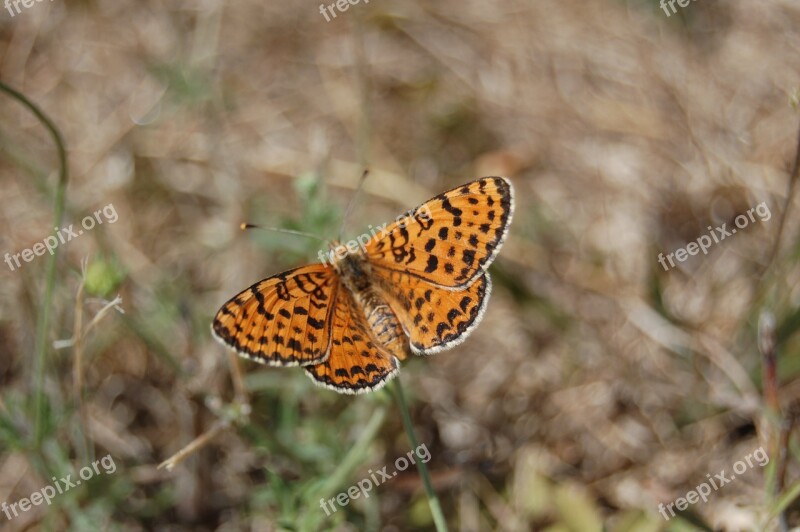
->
304;287;399;393
365;176;514;288
211;264;338;366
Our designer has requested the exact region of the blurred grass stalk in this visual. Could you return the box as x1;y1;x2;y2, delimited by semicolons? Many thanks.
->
760;118;800;529
391;379;448;532
760;310;790;531
0;81;68;447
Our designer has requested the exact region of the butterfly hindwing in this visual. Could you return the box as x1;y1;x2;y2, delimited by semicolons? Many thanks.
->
304;287;399;394
372;268;492;354
365;176;514;288
211;264;338;366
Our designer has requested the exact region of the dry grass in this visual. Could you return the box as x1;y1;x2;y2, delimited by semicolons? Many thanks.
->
2;0;800;530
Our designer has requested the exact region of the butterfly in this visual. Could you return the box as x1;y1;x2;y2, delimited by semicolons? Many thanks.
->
211;176;514;394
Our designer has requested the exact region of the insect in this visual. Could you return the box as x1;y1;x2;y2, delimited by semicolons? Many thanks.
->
212;176;514;394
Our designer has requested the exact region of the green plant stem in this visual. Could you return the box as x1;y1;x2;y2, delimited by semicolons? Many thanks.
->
391;378;448;532
0;81;69;446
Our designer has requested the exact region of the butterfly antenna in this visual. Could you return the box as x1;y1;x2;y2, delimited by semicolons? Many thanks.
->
240;223;326;243
337;169;369;240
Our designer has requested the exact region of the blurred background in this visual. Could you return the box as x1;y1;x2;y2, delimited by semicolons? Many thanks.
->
2;0;800;530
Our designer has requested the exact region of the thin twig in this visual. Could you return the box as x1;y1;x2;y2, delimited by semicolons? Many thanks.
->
158;399;250;472
157;418;231;472
72;263;88;461
72;262;87;404
226;350;248;406
81;295;124;338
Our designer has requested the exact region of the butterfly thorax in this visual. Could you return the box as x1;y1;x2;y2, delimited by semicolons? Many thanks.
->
330;244;410;361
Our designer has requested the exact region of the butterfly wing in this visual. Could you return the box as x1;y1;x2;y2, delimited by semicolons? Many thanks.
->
304;287;399;394
364;176;514;288
362;176;512;353
211;264;338;366
370;268;492;355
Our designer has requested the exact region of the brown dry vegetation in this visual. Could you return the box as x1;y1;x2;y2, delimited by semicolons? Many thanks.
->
2;0;800;530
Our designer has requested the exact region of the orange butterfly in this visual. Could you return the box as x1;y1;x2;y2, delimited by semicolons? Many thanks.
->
212;177;514;394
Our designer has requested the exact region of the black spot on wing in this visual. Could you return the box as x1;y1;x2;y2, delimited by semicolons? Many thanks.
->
447;308;460;324
425;255;439;273
308;317;325;329
441;198;463;217
463;249;476;266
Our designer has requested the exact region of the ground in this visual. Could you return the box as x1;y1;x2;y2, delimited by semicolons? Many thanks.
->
1;0;800;530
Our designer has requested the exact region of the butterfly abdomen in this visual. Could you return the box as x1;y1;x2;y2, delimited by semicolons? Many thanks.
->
334;253;410;361
362;301;409;361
